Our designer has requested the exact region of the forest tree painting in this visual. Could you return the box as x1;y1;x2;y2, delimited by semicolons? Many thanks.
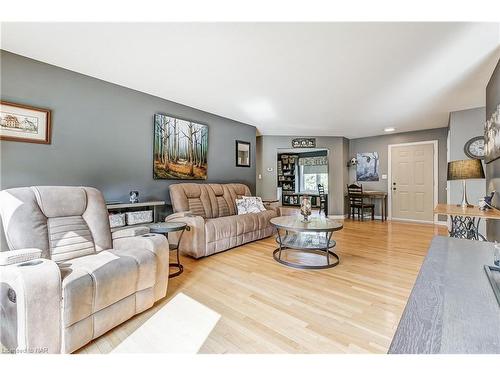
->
356;152;380;181
154;114;208;179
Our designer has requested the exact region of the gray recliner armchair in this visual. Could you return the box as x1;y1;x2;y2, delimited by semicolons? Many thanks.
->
0;186;169;353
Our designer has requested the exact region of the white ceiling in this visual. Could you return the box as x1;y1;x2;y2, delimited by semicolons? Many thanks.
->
1;22;499;138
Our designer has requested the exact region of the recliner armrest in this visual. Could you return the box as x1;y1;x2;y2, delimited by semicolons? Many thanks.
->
0;257;61;353
111;226;150;240
0;248;42;266
263;201;281;216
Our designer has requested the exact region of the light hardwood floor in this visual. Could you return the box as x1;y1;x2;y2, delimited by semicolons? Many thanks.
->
78;219;446;354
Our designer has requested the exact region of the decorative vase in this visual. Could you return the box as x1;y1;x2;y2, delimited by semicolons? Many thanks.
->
300;195;312;222
129;191;139;203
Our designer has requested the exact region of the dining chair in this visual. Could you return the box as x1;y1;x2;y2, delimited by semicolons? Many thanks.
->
317;184;327;216
347;183;375;221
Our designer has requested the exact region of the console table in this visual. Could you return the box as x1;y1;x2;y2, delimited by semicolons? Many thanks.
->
389;236;500;354
434;203;500;241
106;201;165;229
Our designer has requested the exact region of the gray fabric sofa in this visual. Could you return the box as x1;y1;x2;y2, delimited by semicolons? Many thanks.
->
0;186;169;353
165;183;278;258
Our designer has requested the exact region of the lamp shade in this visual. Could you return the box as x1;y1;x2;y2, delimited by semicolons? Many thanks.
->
447;159;485;180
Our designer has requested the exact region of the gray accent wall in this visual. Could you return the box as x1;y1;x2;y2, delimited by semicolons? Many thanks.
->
448;107;486;234
486;58;500;241
0;51;257;205
256;135;349;216
348;128;449;217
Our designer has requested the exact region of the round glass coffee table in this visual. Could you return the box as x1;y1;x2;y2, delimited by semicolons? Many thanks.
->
270;216;343;269
149;222;187;278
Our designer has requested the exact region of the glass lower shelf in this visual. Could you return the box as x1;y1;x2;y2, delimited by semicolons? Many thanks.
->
276;232;336;250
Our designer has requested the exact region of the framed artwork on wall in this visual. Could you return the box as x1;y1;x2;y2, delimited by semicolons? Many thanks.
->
292;138;316;148
153;113;208;179
236;140;251;167
0;101;51;144
485;104;500;164
356;152;380;181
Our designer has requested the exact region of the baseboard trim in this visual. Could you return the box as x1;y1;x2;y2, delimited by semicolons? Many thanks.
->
435;220;448;226
328;214;348;219
390;217;436;225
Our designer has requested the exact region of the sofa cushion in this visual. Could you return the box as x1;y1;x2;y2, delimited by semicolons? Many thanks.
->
170;183;213;218
207;184;232;218
205;209;277;244
170;183;252;218
59;250;139;327
223;184;252;215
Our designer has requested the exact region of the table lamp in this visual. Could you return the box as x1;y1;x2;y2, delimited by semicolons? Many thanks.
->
447;159;485;208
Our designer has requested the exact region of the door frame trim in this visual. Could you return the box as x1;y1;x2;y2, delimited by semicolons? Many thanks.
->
387;140;439;223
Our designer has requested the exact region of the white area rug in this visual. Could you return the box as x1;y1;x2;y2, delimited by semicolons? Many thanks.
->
112;293;221;353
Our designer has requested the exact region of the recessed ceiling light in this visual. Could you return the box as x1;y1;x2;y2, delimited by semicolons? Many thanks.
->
384;127;395;132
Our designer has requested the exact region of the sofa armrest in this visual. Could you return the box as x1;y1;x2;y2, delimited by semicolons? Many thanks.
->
165;212;206;258
263;201;281;216
0;257;61;353
0;248;42;266
111;226;150;240
112;233;169;301
165;211;194;220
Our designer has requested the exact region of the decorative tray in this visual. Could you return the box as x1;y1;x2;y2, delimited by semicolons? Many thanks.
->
484;265;500;307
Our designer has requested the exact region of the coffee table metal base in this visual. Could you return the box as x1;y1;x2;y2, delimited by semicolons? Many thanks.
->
272;247;340;269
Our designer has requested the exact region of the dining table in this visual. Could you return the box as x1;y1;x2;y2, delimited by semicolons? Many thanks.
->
346;190;388;221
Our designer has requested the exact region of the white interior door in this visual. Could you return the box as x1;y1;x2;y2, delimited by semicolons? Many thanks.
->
391;143;434;221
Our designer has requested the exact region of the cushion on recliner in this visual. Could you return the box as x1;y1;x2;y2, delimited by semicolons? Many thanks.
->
32;186;87;218
59;250;140;327
48;216;96;262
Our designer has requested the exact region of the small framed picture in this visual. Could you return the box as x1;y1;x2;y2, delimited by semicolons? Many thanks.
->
236;140;251;167
0;101;51;144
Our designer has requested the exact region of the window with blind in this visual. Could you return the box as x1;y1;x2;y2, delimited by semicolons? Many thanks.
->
299;164;328;193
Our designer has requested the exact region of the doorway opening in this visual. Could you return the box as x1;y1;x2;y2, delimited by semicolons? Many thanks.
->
276;148;329;214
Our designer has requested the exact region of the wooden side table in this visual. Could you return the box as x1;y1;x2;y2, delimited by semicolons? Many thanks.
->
149;222;188;278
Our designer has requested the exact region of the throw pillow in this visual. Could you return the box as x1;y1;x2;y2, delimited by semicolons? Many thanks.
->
241;196;267;212
236;197;264;214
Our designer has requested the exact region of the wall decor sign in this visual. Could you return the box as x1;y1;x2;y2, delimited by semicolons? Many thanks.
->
236;140;251;167
292;138;316;148
485;104;500;164
356;152;380;181
0;101;51;144
153;114;208;179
